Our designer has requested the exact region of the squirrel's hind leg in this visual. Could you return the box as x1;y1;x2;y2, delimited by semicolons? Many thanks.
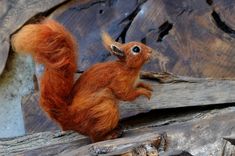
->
88;98;120;142
91;125;123;142
101;124;124;140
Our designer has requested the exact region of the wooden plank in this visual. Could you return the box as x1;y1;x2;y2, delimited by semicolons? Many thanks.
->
0;0;68;75
0;131;88;155
52;106;235;155
1;107;235;155
134;107;235;156
22;93;59;133
120;73;235;118
61;133;163;156
22;74;235;133
49;0;147;72
126;0;235;78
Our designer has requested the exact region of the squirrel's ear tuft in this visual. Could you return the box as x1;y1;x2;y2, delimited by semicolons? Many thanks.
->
101;31;114;49
101;31;125;58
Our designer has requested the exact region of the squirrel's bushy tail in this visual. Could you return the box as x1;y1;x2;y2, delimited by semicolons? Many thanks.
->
12;19;77;125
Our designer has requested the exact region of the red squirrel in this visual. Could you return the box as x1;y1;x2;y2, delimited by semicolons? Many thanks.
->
12;19;154;142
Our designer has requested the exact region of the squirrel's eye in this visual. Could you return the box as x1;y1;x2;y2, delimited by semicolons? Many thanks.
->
131;46;141;55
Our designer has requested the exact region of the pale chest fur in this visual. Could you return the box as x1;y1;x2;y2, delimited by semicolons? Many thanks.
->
133;72;140;88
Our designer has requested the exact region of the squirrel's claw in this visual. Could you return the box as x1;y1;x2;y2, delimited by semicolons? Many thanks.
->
143;89;152;100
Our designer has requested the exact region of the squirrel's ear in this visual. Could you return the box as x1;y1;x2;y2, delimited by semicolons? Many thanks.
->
110;44;125;57
101;31;125;58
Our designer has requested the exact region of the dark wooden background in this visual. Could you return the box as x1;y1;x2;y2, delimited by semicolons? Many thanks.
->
1;0;235;77
50;0;235;77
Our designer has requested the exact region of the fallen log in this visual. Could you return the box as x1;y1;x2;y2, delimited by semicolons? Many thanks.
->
121;72;235;118
1;106;234;155
61;133;164;156
22;73;235;133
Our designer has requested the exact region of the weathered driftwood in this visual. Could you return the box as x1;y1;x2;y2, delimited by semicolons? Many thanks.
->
3;0;235;78
121;74;235;118
60;133;163;156
45;0;235;78
22;73;235;133
134;107;235;156
0;0;69;75
22;93;59;134
57;106;235;156
0;131;88;156
1;107;234;155
126;0;235;78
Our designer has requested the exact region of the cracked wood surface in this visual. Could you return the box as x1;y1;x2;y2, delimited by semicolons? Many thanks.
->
0;0;69;75
22;74;235;133
1;107;234;155
224;135;235;145
48;0;235;77
126;0;235;78
213;0;235;32
60;133;163;156
1;0;235;78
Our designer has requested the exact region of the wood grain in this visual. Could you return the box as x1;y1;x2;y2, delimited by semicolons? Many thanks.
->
59;107;235;156
126;0;235;78
3;0;235;78
32;0;235;78
61;133;162;156
0;0;68;75
22;93;59;133
213;0;235;31
1;107;234;155
22;74;235;133
120;78;235;118
0;131;88;155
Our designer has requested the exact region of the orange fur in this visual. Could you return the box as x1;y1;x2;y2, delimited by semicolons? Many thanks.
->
12;19;153;142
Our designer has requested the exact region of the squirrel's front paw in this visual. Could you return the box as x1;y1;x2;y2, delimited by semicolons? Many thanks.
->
137;82;153;91
141;89;152;100
144;84;153;91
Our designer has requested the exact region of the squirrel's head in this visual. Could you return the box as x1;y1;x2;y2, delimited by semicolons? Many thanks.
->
102;32;152;69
